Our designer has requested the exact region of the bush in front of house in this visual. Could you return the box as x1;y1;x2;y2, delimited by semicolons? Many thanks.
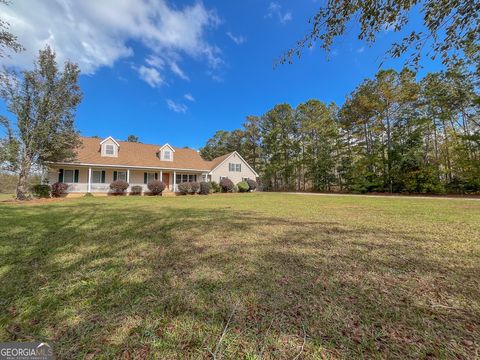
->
237;181;249;193
210;181;220;193
247;179;258;191
147;180;166;195
199;181;211;195
190;182;200;194
31;184;51;198
130;185;143;196
110;180;129;195
51;182;69;197
177;182;191;195
220;178;235;193
84;192;94;197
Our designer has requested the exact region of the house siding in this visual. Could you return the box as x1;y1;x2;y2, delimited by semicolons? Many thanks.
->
210;153;257;184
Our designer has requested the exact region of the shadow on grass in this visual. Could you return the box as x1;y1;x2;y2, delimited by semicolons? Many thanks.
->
0;199;479;359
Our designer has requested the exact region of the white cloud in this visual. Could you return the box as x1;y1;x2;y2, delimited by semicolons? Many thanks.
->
226;32;246;45
357;46;365;54
266;2;292;24
170;61;189;80
0;0;222;84
184;93;195;102
166;99;187;113
136;65;163;87
145;55;165;69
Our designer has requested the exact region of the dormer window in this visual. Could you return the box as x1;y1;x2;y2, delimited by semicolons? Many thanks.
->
159;144;175;161
100;136;120;157
105;144;114;155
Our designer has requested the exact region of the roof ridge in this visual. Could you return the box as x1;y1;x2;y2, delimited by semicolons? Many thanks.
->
80;135;198;151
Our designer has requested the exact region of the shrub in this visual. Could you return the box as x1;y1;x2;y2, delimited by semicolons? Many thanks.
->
130;185;143;195
199;181;211;195
220;178;235;193
147;180;166;195
51;182;68;197
31;184;50;198
247;179;258;191
237;181;249;193
210;181;221;193
190;182;200;194
177;182;191;195
110;180;129;195
84;192;94;197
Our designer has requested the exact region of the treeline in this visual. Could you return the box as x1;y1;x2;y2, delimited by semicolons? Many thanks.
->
201;67;480;194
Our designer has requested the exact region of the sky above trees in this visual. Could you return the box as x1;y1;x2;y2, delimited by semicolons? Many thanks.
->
0;0;444;148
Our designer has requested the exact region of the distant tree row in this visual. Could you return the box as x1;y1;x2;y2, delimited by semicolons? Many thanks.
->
201;66;479;194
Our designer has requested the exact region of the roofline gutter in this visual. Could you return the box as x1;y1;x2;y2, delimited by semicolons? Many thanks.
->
45;162;211;172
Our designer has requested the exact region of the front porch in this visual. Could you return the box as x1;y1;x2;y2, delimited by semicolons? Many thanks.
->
48;166;209;194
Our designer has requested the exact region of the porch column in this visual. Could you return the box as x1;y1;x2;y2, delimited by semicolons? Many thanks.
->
173;171;176;192
127;169;130;183
160;170;163;183
88;167;92;193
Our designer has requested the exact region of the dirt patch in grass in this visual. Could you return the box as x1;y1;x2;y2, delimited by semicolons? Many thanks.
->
0;193;479;359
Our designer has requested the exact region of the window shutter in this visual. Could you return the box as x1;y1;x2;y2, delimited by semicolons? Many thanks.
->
155;173;158;180
74;170;79;183
113;171;117;181
144;172;147;184
101;171;106;183
58;169;64;182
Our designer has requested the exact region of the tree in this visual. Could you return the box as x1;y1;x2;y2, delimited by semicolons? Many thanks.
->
242;115;262;173
126;134;140;142
296;100;339;191
0;46;82;199
260;104;298;190
0;0;24;58
279;0;480;74
200;130;244;160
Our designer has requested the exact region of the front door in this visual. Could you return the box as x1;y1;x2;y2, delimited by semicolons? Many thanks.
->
162;173;170;189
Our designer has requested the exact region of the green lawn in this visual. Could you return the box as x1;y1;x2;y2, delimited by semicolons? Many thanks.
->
0;193;14;201
1;193;479;359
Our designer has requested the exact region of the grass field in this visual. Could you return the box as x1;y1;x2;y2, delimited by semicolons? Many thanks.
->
0;193;14;201
1;193;479;359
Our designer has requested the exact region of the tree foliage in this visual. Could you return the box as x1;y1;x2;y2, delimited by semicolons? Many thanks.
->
0;0;24;58
279;0;480;75
0;46;82;199
126;135;140;142
201;66;479;194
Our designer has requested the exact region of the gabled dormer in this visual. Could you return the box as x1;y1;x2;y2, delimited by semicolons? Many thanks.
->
100;136;120;157
159;143;175;161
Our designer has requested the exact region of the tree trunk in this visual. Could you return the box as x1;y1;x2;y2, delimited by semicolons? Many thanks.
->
16;166;31;200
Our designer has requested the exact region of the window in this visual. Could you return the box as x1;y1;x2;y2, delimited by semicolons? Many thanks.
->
92;170;105;183
176;174;197;183
144;172;156;184
105;144;114;155
64;170;74;183
114;171;127;181
163;150;171;160
60;169;79;183
229;163;241;172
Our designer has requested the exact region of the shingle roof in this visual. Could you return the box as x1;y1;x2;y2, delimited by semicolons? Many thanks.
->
63;136;228;171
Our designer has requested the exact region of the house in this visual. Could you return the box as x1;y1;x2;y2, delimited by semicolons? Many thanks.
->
46;136;258;195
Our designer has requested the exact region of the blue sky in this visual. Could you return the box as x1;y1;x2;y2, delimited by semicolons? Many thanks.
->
1;0;443;149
